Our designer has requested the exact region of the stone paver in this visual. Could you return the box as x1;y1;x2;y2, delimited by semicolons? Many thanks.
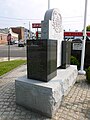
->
0;65;90;120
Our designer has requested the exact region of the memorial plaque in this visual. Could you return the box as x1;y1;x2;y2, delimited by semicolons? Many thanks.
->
61;41;71;69
27;40;57;82
71;40;82;67
73;43;82;50
71;40;90;68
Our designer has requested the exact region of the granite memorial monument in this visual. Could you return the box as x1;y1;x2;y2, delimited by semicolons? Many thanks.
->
15;8;78;118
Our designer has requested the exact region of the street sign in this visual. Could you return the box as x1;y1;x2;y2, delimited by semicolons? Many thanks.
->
64;32;90;37
32;23;41;28
7;33;11;61
7;33;11;41
64;32;83;37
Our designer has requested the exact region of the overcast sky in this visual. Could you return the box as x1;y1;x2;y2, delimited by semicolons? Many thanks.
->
0;0;90;32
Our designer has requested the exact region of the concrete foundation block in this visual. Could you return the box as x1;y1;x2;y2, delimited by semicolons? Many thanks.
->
15;65;78;117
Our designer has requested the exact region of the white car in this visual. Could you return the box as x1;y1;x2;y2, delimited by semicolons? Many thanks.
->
18;40;25;47
14;40;18;44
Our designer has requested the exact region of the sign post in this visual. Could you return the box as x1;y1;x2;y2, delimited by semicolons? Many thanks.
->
78;0;88;75
7;33;11;61
32;23;41;39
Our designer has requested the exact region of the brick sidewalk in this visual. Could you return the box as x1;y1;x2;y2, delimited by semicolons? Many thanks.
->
0;65;90;120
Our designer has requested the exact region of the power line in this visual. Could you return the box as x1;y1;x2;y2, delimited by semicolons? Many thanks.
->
62;20;83;22
63;15;83;18
0;16;41;21
0;15;89;29
63;15;90;18
0;15;90;22
0;15;90;21
0;15;86;23
0;19;83;23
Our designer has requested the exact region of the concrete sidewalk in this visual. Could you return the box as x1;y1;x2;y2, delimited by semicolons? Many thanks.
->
0;65;90;120
0;57;26;62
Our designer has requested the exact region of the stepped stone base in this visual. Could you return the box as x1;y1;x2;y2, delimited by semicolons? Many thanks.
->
15;65;78;117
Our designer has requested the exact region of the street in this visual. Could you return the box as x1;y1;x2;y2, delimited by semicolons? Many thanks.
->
0;44;27;58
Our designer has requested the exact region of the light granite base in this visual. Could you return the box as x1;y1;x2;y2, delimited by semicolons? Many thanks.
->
15;65;78;117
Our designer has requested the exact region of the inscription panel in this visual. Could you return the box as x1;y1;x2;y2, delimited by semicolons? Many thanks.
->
27;40;57;82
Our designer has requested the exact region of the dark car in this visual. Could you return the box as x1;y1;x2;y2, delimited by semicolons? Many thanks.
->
8;40;14;45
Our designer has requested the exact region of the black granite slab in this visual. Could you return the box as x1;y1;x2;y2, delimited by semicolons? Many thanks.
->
61;41;71;69
27;40;57;82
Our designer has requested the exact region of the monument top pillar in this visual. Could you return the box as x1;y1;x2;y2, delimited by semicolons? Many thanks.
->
44;8;61;20
41;8;63;67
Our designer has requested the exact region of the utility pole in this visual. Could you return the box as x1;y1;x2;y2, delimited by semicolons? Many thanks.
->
48;0;50;9
78;0;88;75
29;21;31;39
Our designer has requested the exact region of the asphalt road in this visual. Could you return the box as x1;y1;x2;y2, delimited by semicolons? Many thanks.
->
0;44;27;57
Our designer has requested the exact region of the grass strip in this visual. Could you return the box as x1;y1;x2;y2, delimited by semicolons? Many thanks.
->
0;59;26;76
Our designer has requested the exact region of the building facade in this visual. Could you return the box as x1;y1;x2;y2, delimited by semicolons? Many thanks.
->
11;27;29;41
9;28;18;40
0;33;8;44
0;28;8;44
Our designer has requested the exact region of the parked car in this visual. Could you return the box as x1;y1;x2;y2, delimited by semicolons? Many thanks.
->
14;40;18;44
18;40;25;47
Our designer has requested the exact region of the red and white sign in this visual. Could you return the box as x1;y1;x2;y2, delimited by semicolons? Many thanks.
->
32;23;41;28
64;32;90;37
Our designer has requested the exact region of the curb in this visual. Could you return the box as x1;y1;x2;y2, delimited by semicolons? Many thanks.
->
0;57;26;62
0;63;27;79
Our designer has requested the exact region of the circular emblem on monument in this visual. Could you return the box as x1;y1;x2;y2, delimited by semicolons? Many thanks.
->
52;10;62;33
